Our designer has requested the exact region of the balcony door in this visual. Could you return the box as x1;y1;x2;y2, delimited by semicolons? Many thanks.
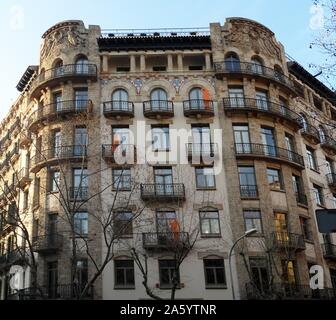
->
156;211;177;244
256;91;268;111
112;89;128;111
73;168;88;199
53;93;62;113
154;168;173;196
75;89;88;111
281;260;299;288
192;125;211;153
47;262;58;299
233;125;250;153
285;134;296;161
229;88;245;107
48;214;58;246
53;131;61;158
112;127;130;156
74;127;88;157
151;88;168;111
261;127;276;156
274;212;289;242
326;159;334;175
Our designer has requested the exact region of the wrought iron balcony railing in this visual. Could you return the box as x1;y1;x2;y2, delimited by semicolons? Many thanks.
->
235;143;305;168
17;167;31;188
214;61;295;92
19;130;32;149
142;232;190;250
31;145;87;171
143;100;174;118
240;185;259;198
102;144;136;164
326;173;336;189
141;183;185;201
30;64;97;98
246;282;336;300
32;234;63;254
28;100;92;131
183;99;214;117
223;97;302;128
0;248;28;270
322;243;336;260
272;231;305;251
295;192;308;206
70;187;88;201
186;143;218;162
300;124;320;144
321;136;336;154
103;101;134;118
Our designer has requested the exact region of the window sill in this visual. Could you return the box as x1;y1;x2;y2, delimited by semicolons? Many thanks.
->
114;286;135;290
270;189;286;193
196;187;217;191
297;202;308;209
241;197;260;200
205;286;227;290
317;204;327;209
201;234;222;239
112;189;131;192
304;239;314;245
309;168;320;174
159;285;182;290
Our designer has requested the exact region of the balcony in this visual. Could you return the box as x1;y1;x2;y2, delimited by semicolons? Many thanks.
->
141;184;185;202
28;100;92;133
9;118;21;138
235;143;305;170
102;144;136;165
183;99;214;118
30;145;87;173
143;100;174;119
240;185;259;199
214;61;297;96
223;98;302;130
17;167;32;189
272;232;305;252
295;192;308;207
321;136;336;155
70;187;88;201
246;282;336;300
8;144;20;163
8;284;94;300
300;124;320;145
326;173;336;190
186;143;218;164
0;248;28;271
19;130;33;149
142;232;190;251
322;243;336;261
103;101;134;119
30;64;98;99
32;234;63;255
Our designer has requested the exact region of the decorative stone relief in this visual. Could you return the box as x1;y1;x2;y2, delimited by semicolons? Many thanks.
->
40;23;87;60
224;19;282;60
169;78;185;94
130;78;145;95
206;77;216;88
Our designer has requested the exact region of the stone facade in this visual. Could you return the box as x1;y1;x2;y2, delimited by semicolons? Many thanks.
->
0;17;336;300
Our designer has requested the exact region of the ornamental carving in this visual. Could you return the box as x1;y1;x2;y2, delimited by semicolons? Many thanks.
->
224;19;282;60
40;23;87;60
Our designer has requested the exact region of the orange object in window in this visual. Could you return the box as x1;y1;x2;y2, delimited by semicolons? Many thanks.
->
202;88;210;109
170;219;180;241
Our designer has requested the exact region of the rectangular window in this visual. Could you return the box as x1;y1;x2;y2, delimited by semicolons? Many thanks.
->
114;212;133;237
74;212;88;237
74;127;88;156
49;171;60;192
249;258;269;293
75;259;88;288
23;191;29;210
159;260;180;288
72;168;88;200
195;167;216;189
112;169;131;191
33;178;40;208
114;260;135;288
292;175;307;205
53;130;61;157
267;168;284;191
152;126;170;151
238;166;258;198
243;210;263;234
200;211;220;237
300;217;313;241
74;89;88;110
204;259;227;288
313;184;324;206
333;194;336;209
307;147;318;171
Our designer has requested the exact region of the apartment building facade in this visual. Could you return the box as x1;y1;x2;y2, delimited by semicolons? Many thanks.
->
0;17;336;300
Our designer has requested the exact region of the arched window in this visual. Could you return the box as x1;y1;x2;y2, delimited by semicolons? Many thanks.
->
251;57;264;75
300;113;308;130
279;97;288;116
76;56;89;74
150;88;168;110
189;87;211;110
274;65;284;82
112;89;129;111
225;53;240;72
53;59;64;77
319;125;327;142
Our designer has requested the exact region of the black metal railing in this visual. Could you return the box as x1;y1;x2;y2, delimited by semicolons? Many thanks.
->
235;143;304;167
272;232;305;250
321;136;336;152
0;248;28;269
143;232;190;249
295;192;308;206
214;61;295;90
28;100;91;128
103;100;134;117
187;143;218;159
7;284;94;300
31;145;87;167
35;64;97;85
223;97;302;126
141;183;185;200
102;144;135;164
70;187;88;201
143;100;174;117
246;282;336;300
32;234;63;253
240;185;259;198
183;99;214;116
300;124;320;143
322;243;336;259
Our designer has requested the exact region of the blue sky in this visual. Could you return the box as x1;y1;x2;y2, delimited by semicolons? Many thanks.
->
0;0;325;119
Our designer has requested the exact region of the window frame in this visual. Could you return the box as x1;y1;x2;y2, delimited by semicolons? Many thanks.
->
158;259;180;289
113;211;134;238
114;259;135;289
243;210;264;235
199;210;221;238
112;168;131;191
266;168;284;191
203;258;227;289
195;167;216;190
74;211;88;237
